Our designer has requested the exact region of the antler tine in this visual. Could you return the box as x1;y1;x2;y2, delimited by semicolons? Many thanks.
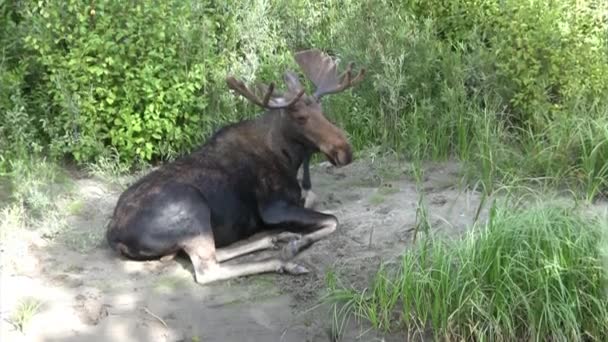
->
335;62;354;92
312;62;366;98
226;76;303;109
336;63;366;90
295;49;366;99
226;76;266;108
278;88;306;108
350;68;366;86
262;82;274;106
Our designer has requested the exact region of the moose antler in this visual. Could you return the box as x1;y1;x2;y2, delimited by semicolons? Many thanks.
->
226;76;305;109
294;49;366;99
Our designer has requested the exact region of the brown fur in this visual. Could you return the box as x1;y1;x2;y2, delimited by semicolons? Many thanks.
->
105;49;366;284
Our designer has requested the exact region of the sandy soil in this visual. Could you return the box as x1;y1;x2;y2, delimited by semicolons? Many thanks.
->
1;156;488;342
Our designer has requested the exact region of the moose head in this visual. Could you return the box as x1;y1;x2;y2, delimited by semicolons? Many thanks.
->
225;49;366;167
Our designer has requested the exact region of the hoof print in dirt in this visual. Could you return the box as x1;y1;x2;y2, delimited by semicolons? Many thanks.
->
74;295;109;326
326;192;341;204
375;206;391;215
430;194;448;206
332;172;346;180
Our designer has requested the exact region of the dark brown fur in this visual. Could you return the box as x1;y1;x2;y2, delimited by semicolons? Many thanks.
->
106;49;366;284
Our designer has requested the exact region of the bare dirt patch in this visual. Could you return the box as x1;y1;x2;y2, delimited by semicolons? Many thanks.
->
1;156;487;341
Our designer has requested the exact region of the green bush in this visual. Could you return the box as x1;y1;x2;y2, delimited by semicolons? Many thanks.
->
409;0;608;130
0;0;41;169
1;0;607;194
22;1;216;163
5;0;320;165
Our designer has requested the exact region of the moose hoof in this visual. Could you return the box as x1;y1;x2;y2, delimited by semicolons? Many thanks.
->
280;236;314;260
280;240;300;260
280;262;310;275
271;232;302;249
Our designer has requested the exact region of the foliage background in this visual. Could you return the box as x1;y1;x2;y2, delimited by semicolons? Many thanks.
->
1;0;608;195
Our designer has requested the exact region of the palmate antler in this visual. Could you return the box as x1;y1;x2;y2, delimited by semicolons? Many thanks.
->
294;49;366;99
226;49;364;107
226;76;305;109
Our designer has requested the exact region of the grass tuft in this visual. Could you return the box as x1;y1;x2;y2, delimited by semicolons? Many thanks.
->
324;200;608;341
0;156;73;243
9;297;43;333
84;147;148;190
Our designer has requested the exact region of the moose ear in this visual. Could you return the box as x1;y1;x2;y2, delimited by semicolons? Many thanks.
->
283;70;303;94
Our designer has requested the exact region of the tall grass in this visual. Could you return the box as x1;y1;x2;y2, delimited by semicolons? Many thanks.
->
0;156;73;244
325;200;608;341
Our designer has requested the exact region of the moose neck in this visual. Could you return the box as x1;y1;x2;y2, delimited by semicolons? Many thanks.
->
263;110;308;174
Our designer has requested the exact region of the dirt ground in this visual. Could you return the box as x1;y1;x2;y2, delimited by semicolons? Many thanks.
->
1;156;488;342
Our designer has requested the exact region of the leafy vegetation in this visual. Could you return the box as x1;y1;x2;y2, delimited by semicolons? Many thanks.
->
0;0;606;196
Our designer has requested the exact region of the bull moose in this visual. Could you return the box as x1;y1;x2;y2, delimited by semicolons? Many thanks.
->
106;49;365;284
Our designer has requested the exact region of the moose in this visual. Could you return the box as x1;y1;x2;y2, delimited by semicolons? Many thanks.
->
106;49;365;284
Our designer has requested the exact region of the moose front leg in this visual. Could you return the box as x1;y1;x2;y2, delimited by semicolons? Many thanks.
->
214;232;302;262
182;235;309;286
260;201;339;259
300;154;317;209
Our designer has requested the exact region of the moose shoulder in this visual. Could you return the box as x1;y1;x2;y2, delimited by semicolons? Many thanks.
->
105;49;365;285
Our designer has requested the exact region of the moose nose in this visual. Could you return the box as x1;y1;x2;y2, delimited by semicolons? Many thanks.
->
334;144;353;166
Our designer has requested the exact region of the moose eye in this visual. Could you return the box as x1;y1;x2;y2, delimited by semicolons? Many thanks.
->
295;116;308;125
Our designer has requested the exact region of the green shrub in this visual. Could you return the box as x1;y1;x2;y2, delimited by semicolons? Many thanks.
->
0;0;42;169
12;0;323;165
410;0;608;130
0;68;42;169
22;0;216;163
0;0;607;195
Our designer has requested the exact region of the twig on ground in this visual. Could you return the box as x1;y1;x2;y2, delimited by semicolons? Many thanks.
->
143;307;168;329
